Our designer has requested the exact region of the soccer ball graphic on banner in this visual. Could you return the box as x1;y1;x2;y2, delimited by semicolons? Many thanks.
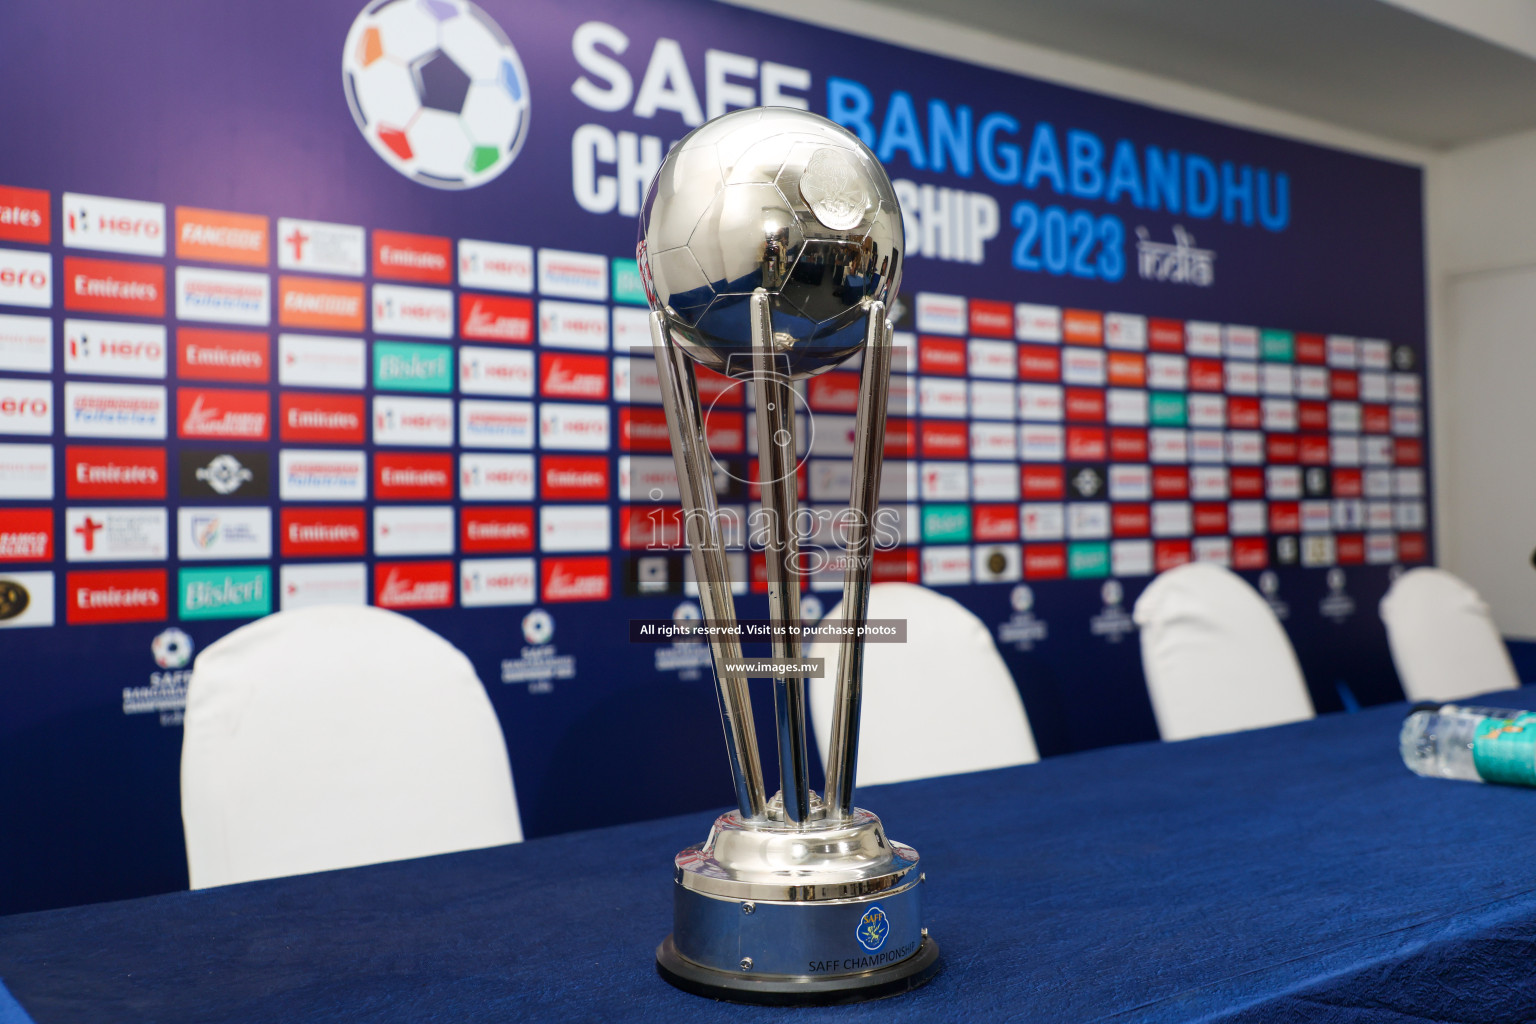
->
342;0;530;189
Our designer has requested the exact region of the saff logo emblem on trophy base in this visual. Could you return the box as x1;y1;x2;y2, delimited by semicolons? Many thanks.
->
856;905;890;952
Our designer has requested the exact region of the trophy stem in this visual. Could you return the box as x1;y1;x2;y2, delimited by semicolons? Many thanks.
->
650;311;767;822
823;302;893;821
749;289;812;827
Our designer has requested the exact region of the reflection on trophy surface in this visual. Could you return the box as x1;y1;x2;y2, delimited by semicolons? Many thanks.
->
640;106;940;1004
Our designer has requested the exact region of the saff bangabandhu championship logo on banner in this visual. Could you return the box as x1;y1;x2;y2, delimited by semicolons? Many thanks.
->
342;0;530;189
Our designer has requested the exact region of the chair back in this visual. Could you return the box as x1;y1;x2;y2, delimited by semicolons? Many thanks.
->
1380;567;1520;701
181;605;521;889
1133;563;1314;740
807;582;1038;788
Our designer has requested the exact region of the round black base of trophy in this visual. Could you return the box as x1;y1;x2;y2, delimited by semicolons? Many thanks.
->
656;934;941;1006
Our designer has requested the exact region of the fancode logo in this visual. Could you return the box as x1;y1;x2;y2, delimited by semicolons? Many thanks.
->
67;446;165;498
174;207;269;266
178;387;269;440
375;452;454;499
0;509;52;561
63;192;165;256
279;275;365;331
63;256;162;316
372;230;452;284
66;569;168;624
280;508;367;558
459;293;534;343
375;561;454;610
539;353;609;399
178;328;269;383
462;506;535;552
179;566;271;620
540;555;610;602
176;267;271;326
280;392;365;443
373;341;453;392
0;185;49;244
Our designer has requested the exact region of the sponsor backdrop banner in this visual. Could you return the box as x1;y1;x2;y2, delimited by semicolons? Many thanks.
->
0;0;1427;912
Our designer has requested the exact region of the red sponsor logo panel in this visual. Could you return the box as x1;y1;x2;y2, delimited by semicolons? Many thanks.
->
1266;434;1298;463
280;507;366;557
65;445;165;498
541;455;609;499
972;504;1019;542
66;569;168;624
1106;352;1145;387
1330;371;1359;399
884;417;916;458
808;371;861;412
177;328;269;383
0;508;52;561
619;505;684;549
968;299;1013;338
1065;388;1105;423
459;293;533;343
1066;427;1105;461
1398;532;1427;562
1023;544;1067;580
1018;344;1061;382
63;256;164;317
539;353;609;400
1336;534;1366;565
1232;537;1268;569
1295;333;1327;364
1193;503;1228;535
1154;539;1192;572
693;367;740;406
461;506;535;553
746;463;806;501
705;412;744;453
872;548;919;584
1109;428;1148;462
1152;466;1188;499
279;392;364;443
1022;465;1063;500
372;229;452;284
1062;309;1102;345
375;452;454;499
1147;318;1183;352
279;275;366;332
375;560;455;609
1362;405;1391;434
1298;401;1329;432
620;407;671;452
1333;469;1363;498
1269;502;1300;533
1112;504;1150;537
177;387;270;440
1299;435;1330;465
918;336;967;376
919;421;968;458
1395;438;1423;466
1227;397;1261;429
1230;467;1264;498
541;555;611;602
0;185;50;244
1188;359;1223;391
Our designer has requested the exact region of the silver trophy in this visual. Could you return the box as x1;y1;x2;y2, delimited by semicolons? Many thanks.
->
640;107;939;1004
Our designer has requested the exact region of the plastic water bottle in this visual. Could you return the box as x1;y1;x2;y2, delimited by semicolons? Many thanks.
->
1401;703;1536;786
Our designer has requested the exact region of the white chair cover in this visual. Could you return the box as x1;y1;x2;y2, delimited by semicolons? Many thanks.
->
1380;567;1520;702
181;605;521;889
1133;563;1314;740
807;582;1038;788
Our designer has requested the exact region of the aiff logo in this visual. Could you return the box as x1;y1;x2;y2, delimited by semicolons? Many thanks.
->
342;0;531;189
856;905;890;953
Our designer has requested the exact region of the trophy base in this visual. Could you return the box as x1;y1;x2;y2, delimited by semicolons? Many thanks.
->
656;933;941;1006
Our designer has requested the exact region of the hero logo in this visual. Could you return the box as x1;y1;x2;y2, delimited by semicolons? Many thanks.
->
539;402;609;451
64;320;167;378
459;240;533;293
0;378;53;436
538;300;608;350
541;555;610;602
460;294;534;343
460;346;533;397
372;283;452;338
179;388;270;440
374;561;455;610
63;193;165;256
373;395;454;447
461;557;536;607
536;249;607;301
0;249;52;309
460;452;534;500
540;353;608;399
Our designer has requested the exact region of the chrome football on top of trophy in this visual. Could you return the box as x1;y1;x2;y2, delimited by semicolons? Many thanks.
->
639;106;939;1005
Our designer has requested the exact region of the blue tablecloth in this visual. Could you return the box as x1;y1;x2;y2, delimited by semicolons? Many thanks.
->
4;690;1536;1023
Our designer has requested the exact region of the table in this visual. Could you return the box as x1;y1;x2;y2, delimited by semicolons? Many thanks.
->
4;690;1536;1023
